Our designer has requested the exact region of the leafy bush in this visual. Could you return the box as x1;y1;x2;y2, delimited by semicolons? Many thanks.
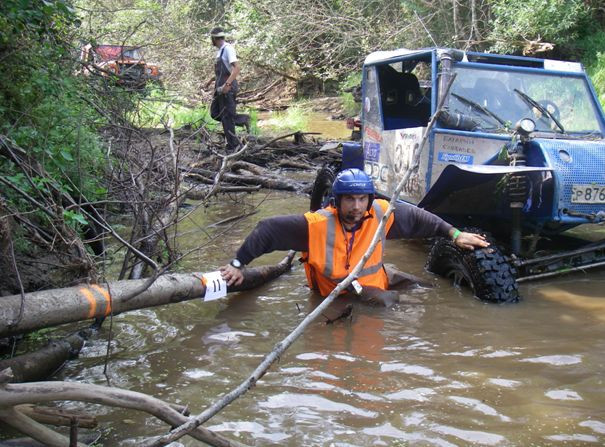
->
128;88;218;131
577;31;605;108
340;72;362;117
0;0;106;205
587;54;605;109
489;0;591;54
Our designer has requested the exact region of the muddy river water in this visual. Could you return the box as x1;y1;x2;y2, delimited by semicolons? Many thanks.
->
57;191;605;446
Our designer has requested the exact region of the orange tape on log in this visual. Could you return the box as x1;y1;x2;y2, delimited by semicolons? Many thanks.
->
91;284;112;316
80;288;97;319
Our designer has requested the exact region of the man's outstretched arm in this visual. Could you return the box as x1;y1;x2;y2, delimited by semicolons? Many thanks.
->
387;201;489;249
220;215;308;286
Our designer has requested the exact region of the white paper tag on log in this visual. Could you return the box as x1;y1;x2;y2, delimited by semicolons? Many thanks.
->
202;271;227;301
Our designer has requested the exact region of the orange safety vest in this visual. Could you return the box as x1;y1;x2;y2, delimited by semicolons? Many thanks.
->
302;199;394;297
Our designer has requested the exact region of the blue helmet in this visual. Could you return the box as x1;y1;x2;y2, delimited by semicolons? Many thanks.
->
332;168;375;209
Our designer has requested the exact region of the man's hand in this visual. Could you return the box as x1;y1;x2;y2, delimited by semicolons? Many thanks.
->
220;264;244;286
454;231;490;250
221;82;231;93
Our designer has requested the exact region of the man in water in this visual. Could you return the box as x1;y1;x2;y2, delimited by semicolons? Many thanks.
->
221;168;488;305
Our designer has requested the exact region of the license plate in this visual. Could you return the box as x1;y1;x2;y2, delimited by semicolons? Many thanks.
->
571;185;605;203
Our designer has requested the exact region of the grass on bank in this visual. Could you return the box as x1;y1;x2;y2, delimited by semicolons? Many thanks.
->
127;88;218;130
128;87;260;135
258;103;311;134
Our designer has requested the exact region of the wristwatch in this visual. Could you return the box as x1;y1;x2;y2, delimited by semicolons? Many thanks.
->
230;258;243;269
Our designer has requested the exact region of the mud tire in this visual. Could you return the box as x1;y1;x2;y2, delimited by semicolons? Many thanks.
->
426;233;520;303
310;165;337;211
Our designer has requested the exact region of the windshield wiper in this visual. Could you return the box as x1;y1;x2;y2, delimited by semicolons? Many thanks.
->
513;89;565;134
451;92;507;127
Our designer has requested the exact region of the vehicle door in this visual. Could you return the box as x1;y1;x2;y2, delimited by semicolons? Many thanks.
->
362;50;435;205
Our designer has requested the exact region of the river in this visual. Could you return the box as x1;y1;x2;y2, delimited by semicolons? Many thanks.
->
53;190;605;446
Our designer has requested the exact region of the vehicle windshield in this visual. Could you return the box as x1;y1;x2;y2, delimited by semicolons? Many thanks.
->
122;48;142;59
447;66;603;135
95;46;143;62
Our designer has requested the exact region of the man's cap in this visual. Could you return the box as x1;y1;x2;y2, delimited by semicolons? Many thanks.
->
210;27;226;38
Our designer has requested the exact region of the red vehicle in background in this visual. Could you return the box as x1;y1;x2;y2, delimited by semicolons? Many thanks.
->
346;116;362;141
80;44;160;87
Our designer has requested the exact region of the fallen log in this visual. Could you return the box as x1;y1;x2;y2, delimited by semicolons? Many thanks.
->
185;185;261;200
0;433;100;447
226;172;303;191
0;332;87;383
183;172;214;184
14;404;97;429
0;405;84;447
0;252;296;338
230;160;267;176
277;159;315;170
185;166;305;191
0;378;247;447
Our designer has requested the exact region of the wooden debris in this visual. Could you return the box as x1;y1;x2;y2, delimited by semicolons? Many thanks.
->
15;404;98;429
0;252;296;339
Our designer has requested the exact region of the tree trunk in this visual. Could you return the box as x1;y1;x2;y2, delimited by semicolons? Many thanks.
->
0;332;87;383
0;252;295;338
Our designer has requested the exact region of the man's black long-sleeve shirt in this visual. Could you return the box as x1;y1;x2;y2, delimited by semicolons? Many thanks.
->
236;201;453;265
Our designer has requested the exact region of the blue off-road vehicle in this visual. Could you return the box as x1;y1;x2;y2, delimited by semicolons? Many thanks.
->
311;48;605;303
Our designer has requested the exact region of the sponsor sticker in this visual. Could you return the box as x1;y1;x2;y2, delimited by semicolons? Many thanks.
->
438;152;474;164
364;126;382;143
364;142;381;162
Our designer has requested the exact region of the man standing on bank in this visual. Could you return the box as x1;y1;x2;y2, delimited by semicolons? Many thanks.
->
221;168;489;305
210;27;240;151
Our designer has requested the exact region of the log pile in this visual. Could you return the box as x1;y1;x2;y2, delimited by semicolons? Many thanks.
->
178;131;342;199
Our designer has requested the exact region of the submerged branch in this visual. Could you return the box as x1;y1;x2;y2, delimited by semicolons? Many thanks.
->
0;378;248;447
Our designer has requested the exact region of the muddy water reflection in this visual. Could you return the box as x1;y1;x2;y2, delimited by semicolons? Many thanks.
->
65;192;605;446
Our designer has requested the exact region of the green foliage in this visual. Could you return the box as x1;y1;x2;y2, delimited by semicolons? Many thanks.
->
489;0;591;53
63;209;89;227
68;0;605;102
128;88;218;130
0;0;77;42
73;0;215;99
228;0;418;83
259;104;310;133
242;107;260;135
587;53;605;109
340;71;362;116
577;31;605;109
0;0;106;223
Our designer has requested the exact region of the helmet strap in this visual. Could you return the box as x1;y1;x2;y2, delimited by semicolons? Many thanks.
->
367;194;374;211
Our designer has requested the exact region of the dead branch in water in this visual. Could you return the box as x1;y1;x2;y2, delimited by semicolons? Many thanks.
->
0;375;248;447
203;143;250;201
